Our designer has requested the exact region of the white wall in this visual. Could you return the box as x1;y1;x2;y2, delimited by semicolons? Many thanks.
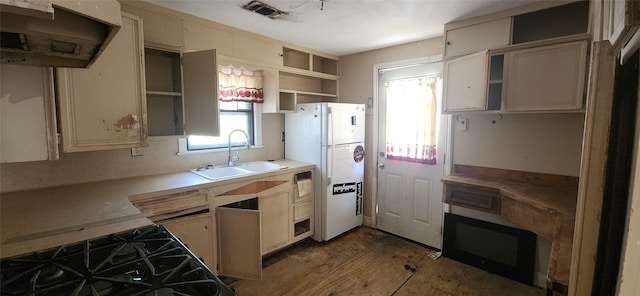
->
0;113;284;192
452;113;585;176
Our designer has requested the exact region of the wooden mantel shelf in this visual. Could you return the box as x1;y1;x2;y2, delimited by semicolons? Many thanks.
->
441;164;578;293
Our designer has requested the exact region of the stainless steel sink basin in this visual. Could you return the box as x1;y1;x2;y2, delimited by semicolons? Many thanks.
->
191;161;286;180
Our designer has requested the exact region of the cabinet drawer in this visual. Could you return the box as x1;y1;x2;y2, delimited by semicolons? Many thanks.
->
444;185;500;214
294;201;313;221
132;190;210;221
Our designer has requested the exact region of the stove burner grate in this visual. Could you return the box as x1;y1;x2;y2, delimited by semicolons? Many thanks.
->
0;225;234;296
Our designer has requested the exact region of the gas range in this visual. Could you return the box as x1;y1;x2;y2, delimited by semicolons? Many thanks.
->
0;225;236;296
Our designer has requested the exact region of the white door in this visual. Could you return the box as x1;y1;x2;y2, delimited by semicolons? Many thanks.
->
376;62;447;249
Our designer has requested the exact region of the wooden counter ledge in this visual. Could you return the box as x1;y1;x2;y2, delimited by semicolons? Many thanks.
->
442;164;578;295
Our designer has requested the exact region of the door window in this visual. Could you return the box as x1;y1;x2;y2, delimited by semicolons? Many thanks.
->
385;76;441;164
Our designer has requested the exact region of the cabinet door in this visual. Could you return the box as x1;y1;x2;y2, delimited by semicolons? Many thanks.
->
260;190;291;255
443;50;490;112
232;33;282;66
183;20;212;52
121;5;183;49
183;20;233;56
56;13;147;152
444;18;511;58
183;49;220;136
217;206;262;279
162;213;216;269
504;41;587;112
1;65;58;162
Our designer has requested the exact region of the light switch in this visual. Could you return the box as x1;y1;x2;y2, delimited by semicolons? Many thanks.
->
456;118;468;131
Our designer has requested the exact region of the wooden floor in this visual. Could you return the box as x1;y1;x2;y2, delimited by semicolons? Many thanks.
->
227;227;545;296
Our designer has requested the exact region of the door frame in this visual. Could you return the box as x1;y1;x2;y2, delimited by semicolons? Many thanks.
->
370;56;453;229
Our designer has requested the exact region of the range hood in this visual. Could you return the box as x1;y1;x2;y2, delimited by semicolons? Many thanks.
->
0;0;121;68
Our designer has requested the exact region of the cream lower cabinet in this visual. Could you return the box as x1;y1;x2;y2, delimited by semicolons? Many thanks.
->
128;189;216;271
260;190;291;254
215;172;311;279
56;12;147;152
217;201;262;279
162;213;216;268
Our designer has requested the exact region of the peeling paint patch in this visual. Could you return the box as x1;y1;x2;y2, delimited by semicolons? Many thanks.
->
113;114;139;132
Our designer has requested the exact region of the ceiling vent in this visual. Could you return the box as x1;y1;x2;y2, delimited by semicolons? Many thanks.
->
242;1;283;19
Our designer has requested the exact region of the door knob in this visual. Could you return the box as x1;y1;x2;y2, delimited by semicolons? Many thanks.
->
378;163;385;169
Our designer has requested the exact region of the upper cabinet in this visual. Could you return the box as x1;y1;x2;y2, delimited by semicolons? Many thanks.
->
183;20;233;56
266;46;340;113
232;34;282;67
182;49;220;137
443;50;490;112
121;4;184;50
56;12;147;152
122;1;340;116
1;65;58;162
442;0;590;114
504;41;587;111
144;48;220;137
608;0;640;49
444;18;511;58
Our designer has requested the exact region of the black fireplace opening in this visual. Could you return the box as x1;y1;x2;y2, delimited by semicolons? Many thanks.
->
442;213;537;286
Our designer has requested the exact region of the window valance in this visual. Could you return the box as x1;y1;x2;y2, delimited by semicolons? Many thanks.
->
218;65;264;103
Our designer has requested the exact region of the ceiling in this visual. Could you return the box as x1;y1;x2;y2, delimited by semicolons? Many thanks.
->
147;0;540;56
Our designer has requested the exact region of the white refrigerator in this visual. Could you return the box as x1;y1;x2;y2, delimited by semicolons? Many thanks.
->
285;103;365;241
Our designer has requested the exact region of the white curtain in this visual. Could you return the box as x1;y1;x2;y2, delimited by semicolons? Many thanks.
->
385;76;440;164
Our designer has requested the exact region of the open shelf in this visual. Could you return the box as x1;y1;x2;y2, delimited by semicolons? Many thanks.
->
147;90;182;96
144;48;184;136
277;91;297;112
294;219;311;236
279;72;337;96
282;47;310;71
312;55;339;76
512;1;589;44
487;54;504;111
282;46;339;76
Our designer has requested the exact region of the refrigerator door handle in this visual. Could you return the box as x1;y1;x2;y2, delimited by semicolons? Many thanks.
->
328;107;334;146
327;145;332;185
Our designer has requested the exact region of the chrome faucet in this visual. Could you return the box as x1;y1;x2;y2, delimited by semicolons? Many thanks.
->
228;129;250;166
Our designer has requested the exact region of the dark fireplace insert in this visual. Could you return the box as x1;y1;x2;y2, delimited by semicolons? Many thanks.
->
442;213;537;285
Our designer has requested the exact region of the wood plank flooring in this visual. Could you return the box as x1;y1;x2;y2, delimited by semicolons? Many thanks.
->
227;227;545;296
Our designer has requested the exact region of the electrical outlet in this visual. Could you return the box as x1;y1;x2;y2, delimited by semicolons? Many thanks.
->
456;118;468;131
131;147;143;157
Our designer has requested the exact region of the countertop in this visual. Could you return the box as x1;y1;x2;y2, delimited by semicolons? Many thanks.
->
0;159;314;258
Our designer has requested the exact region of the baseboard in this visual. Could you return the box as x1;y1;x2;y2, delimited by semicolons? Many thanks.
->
363;216;372;227
534;271;547;288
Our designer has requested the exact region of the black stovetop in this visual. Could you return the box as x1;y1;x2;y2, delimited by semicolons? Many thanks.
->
0;225;235;296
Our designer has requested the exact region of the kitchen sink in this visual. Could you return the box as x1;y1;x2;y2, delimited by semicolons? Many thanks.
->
235;161;284;172
191;161;286;180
